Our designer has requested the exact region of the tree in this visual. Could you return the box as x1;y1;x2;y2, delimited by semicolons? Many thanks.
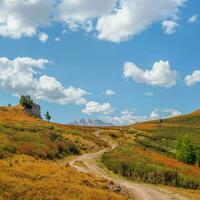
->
45;111;51;122
158;119;163;128
176;136;197;165
19;95;34;109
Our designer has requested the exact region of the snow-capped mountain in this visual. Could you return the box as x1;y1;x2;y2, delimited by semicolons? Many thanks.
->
69;118;114;127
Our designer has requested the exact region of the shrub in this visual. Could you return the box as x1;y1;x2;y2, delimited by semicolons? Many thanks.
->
176;136;197;164
3;144;17;153
45;111;51;122
19;95;34;109
18;143;49;159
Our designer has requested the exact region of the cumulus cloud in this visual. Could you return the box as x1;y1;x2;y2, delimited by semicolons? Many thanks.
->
0;57;88;105
101;110;149;125
96;0;185;42
82;101;115;115
0;0;186;42
162;20;178;34
188;14;198;24
55;0;116;31
150;109;160;119
151;108;181;119
124;60;177;88
105;89;115;96
38;32;49;42
163;108;181;117
0;0;53;39
101;107;182;125
185;71;200;86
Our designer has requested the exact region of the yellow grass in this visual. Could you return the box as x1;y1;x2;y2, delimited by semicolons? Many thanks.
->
0;155;126;200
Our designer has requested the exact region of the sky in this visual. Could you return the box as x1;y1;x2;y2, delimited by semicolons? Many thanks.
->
0;0;199;125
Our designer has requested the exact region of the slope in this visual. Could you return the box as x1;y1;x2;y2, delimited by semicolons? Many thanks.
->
0;106;126;200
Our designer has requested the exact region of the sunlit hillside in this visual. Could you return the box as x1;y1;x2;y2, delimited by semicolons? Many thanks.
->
2;106;200;199
100;111;200;199
0;106;126;200
133;110;200;152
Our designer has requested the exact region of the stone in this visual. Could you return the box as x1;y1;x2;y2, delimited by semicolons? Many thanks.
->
25;103;41;119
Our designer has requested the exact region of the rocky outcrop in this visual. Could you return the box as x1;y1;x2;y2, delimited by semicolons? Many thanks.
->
25;103;41;119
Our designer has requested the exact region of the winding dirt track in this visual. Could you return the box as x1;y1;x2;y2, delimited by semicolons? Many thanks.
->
69;130;188;200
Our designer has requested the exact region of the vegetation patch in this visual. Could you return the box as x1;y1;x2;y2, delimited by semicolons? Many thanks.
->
102;144;200;189
0;122;80;159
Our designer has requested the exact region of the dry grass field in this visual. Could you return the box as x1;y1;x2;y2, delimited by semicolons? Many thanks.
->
0;106;126;200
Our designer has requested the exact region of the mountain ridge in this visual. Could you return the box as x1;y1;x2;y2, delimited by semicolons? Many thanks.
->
69;118;114;127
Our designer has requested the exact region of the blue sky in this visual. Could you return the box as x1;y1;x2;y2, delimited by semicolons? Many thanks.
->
0;0;199;124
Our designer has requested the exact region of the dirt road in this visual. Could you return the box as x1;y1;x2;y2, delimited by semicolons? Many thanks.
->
69;130;188;200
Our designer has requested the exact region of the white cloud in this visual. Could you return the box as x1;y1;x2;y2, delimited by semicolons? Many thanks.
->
96;0;185;42
82;101;115;115
105;89;115;96
151;108;181;119
38;32;49;42
101;110;149;125
0;57;88;105
101;107;182;125
185;71;200;86
0;0;53;39
162;20;178;34
56;0;116;31
0;0;186;42
124;60;177;88
163;108;181;117
188;14;198;24
145;92;155;97
150;109;160;119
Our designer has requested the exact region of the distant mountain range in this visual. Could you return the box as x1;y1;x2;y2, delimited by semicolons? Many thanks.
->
69;118;114;127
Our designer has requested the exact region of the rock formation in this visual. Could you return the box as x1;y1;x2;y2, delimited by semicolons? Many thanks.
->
25;103;41;119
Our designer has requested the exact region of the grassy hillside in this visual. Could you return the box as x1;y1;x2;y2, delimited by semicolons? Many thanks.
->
133;110;200;155
101;111;200;191
0;106;126;200
2;106;200;199
0;106;109;159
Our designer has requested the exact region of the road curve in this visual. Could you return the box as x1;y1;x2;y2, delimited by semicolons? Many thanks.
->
69;130;188;200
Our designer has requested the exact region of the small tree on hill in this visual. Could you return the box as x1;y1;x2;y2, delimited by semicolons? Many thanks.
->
45;111;51;122
176;136;196;165
19;95;34;109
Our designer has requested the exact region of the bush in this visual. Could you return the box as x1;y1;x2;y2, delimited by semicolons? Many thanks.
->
66;144;80;155
3;144;17;153
19;95;34;109
176;136;197;164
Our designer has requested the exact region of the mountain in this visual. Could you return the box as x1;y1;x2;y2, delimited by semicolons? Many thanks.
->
69;118;114;127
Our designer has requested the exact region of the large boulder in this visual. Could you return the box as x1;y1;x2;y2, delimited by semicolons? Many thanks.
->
25;103;41;119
